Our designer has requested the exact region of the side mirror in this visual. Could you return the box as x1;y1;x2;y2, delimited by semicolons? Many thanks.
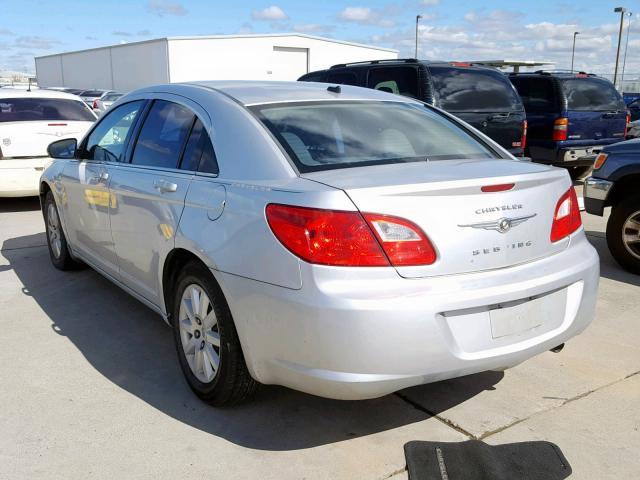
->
47;138;77;159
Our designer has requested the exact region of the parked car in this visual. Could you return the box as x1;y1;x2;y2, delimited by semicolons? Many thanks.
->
299;59;528;157
627;97;640;122
509;72;628;177
92;92;124;116
584;139;640;273
41;81;598;405
78;89;110;107
0;88;96;197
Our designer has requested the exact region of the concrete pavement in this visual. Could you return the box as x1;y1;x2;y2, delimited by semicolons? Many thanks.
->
0;196;638;479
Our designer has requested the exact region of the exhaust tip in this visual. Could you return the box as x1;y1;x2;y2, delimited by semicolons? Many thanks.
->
550;343;565;353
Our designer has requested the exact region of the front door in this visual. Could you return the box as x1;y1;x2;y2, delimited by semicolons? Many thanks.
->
60;100;145;278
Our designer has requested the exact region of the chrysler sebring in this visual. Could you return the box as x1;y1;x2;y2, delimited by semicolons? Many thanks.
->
40;81;599;405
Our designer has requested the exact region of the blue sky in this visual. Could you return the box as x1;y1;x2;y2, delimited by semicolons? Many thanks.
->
1;0;637;76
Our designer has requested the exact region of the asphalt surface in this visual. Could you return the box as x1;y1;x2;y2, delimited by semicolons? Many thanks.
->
0;196;638;479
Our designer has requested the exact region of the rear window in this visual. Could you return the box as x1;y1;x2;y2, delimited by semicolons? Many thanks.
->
81;90;104;97
563;78;625;111
253;101;498;173
102;94;123;102
429;67;523;112
0;97;96;122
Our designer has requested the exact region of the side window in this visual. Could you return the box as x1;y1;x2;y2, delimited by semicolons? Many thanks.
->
84;101;144;162
326;71;360;86
367;67;419;98
179;118;219;175
515;78;556;112
131;100;195;169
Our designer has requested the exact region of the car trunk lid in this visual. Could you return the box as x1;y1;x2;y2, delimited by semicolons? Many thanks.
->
0;121;91;159
303;159;573;278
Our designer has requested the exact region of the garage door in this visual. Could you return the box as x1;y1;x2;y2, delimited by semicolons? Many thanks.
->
270;47;309;81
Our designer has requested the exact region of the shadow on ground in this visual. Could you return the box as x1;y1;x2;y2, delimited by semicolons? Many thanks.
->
586;231;640;287
0;197;40;213
2;232;504;451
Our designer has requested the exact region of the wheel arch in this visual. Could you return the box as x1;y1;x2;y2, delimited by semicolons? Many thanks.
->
606;173;640;208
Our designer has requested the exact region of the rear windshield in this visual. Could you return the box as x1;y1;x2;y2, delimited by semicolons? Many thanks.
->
0;97;96;122
429;67;523;112
102;93;123;102
253;101;498;173
80;90;104;97
563;78;625;111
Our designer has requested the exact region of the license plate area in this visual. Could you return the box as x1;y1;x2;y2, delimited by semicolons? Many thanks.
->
490;288;567;339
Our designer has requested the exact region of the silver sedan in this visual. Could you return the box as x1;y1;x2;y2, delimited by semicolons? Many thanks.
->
40;81;599;405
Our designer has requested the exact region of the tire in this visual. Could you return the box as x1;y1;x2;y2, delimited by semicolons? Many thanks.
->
43;190;82;270
171;261;257;406
606;194;640;274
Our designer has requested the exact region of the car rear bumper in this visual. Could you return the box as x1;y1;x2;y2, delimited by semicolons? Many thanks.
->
529;140;620;166
0;158;48;197
218;233;599;400
583;176;614;216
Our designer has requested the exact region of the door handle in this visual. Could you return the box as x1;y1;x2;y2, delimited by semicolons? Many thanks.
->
153;179;178;193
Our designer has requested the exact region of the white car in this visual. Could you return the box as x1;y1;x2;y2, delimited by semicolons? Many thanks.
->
92;92;124;116
0;89;96;197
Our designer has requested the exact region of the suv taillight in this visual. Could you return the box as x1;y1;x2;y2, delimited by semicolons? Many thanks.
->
624;112;631;137
265;204;437;267
550;187;582;242
521;120;528;150
552;118;568;141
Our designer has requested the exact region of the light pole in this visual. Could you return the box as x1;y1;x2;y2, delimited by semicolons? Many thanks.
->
613;7;627;89
571;31;579;73
621;12;632;89
415;15;422;59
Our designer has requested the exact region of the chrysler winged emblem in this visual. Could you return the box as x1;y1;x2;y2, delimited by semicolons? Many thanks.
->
458;214;537;234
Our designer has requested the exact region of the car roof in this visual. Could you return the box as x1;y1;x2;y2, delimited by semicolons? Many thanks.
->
135;81;423;107
509;71;604;79
0;88;84;101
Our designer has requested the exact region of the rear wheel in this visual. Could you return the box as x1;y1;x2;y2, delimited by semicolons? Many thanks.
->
171;261;257;406
606;195;640;274
44;191;81;270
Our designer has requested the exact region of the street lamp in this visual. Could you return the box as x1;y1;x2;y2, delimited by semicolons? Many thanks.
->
613;7;627;89
571;32;579;73
415;15;422;59
621;12;633;89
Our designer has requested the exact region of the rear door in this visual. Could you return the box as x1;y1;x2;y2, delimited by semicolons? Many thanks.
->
108;97;197;305
428;66;526;155
562;77;627;142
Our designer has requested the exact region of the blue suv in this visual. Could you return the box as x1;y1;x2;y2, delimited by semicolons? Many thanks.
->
510;72;628;176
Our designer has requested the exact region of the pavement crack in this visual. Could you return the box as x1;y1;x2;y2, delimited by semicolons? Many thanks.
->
479;369;640;440
394;392;476;439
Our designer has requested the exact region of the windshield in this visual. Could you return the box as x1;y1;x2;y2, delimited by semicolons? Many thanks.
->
429;67;523;112
253;101;498;173
563;78;625;111
0;97;96;122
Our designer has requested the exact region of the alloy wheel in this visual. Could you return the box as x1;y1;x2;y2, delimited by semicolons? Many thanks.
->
178;284;221;383
622;210;640;260
47;202;62;259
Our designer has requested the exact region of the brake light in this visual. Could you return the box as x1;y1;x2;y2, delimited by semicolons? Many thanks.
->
265;204;437;267
624;112;630;137
481;183;515;193
593;152;608;170
552;118;568;141
550;188;582;242
363;213;437;266
521;120;528;150
450;62;471;67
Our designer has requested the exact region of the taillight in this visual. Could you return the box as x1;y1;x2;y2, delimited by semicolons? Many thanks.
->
92;99;99;109
593;152;608;170
521;120;528;150
265;204;437;267
624;112;631;137
550;188;582;242
552;118;568;141
363;213;437;266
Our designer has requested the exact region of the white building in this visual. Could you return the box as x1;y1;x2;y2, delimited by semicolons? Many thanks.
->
35;34;398;91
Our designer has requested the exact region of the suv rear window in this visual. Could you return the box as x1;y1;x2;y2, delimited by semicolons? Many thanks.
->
0;97;96;122
81;90;104;97
563;78;625;111
253;101;497;173
429;67;523;112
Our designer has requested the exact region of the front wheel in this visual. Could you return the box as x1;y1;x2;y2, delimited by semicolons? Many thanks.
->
606;195;640;274
44;190;81;270
172;261;257;406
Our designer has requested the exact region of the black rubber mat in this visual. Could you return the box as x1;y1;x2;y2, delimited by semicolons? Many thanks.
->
404;440;572;480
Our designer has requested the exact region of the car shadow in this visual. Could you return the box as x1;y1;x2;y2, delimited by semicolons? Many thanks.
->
585;231;640;287
0;196;41;213
2;233;504;451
